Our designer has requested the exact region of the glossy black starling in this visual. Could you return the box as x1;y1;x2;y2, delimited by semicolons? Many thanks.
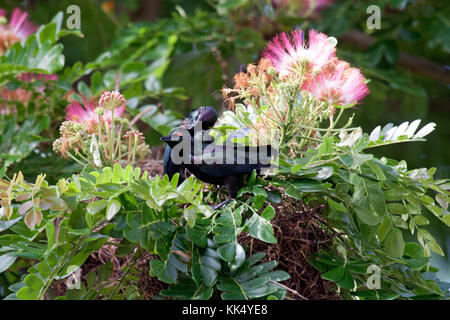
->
163;106;218;180
161;129;273;208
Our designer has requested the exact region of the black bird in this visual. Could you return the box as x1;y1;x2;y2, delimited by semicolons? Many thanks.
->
163;106;218;180
161;129;273;208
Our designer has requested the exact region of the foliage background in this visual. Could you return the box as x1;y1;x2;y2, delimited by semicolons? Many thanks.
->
0;0;449;294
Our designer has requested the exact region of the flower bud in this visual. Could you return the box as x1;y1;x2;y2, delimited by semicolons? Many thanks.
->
267;67;277;77
52;138;62;153
123;130;145;142
95;107;105;116
73;123;84;131
120;118;130;126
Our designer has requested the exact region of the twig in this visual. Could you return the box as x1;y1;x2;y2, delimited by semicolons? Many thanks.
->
270;280;308;300
129;106;156;128
107;247;141;299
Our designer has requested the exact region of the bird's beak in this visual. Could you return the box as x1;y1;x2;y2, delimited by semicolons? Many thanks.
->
160;135;172;143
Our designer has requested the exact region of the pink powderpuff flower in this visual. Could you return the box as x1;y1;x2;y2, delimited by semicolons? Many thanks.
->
17;72;58;93
0;87;32;114
0;8;37;55
18;73;58;82
0;73;57;114
65;98;125;133
263;29;336;77
305;61;369;106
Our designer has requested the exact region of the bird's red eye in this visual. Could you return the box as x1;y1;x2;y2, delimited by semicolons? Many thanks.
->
177;132;183;137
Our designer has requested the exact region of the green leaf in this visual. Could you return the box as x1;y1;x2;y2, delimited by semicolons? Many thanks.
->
266;190;282;204
213;207;243;245
328;198;347;212
377;219;392;242
413;215;429;226
192;247;221;287
150;259;177;284
321;265;345;282
247;170;257;187
368;161;386;181
0;217;21;232
17;273;44;300
38;22;57;44
106;199;121;220
112;163;123;183
428;241;444;256
46;222;56;251
217;243;235;262
0;254;17;273
404;243;425;258
160;279;213;300
285;187;302;200
339;154;373;168
186;218;212;247
86;199;108;215
16;286;39;300
261;205;276;220
149;232;187;284
230;243;245;271
183;205;197;228
307;256;329;273
442;215;450;227
251;195;266;211
34;262;51;279
336;269;355;290
218;253;283;300
385;228;405;258
247;213;277;244
353;203;382;226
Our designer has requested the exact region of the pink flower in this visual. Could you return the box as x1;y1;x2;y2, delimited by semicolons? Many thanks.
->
65;98;125;133
18;73;58;82
305;61;369;106
263;29;336;77
0;8;37;55
99;90;126;111
0;72;57;115
0;87;32;114
17;72;58;93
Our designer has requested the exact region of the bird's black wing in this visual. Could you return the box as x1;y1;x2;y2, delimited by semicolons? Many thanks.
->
190;143;273;177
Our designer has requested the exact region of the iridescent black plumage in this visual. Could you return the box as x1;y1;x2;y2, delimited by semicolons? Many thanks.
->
163;106;218;180
161;115;273;208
